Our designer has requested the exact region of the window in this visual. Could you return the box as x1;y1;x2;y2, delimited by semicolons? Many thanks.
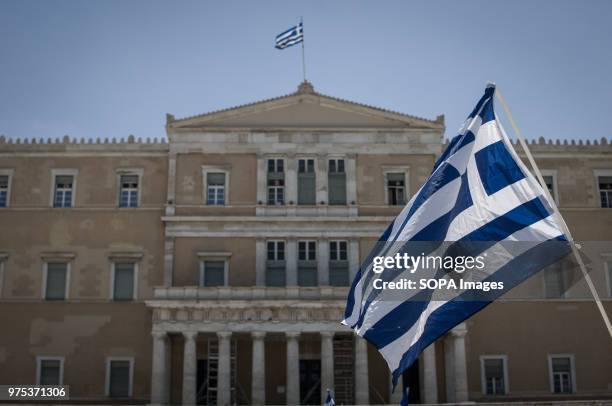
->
44;263;69;300
202;167;230;206
534;170;559;204
549;355;574;394
37;357;64;385
329;241;349;286
543;263;567;298
266;241;286;286
298;241;317;286
298;158;316;205
207;173;226;205
112;263;136;300
298;241;316;261
481;356;507;395
268;158;284;174
328;159;347;205
201;260;227;287
267;159;285;205
119;174;139;208
386;172;406;206
598;176;612;208
542;175;555;197
53;175;75;208
0;171;12;208
106;358;133;398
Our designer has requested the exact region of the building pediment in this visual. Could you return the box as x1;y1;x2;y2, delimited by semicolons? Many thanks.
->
167;81;444;132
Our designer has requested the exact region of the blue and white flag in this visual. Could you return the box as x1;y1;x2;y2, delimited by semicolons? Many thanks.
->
400;386;409;406
342;83;571;388
324;389;335;406
275;22;303;49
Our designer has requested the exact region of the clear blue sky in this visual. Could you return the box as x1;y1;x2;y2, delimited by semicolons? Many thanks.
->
0;0;610;141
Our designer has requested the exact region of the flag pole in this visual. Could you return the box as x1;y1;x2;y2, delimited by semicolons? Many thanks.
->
495;85;612;340
300;16;306;81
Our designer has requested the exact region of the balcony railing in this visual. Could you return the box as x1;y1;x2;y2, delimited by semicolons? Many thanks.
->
152;286;350;301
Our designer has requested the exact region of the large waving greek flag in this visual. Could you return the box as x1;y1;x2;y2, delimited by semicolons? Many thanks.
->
342;84;571;388
275;22;303;49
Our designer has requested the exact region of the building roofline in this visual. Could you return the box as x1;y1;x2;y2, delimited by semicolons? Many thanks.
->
167;81;445;130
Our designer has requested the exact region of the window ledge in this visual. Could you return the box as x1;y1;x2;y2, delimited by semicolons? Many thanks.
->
197;251;232;258
40;252;76;261
108;252;144;261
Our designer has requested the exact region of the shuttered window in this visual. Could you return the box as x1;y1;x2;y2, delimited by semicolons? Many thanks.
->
45;263;68;300
108;360;131;398
113;263;135;300
266;241;286;286
328;159;346;205
202;260;225;287
39;359;62;385
298;159;316;205
267;159;285;205
329;241;349;286
298;241;317;286
483;358;505;395
544;264;566;298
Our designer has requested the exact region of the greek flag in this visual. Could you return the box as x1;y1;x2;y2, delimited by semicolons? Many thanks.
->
275;22;303;49
342;83;571;388
324;389;335;406
400;386;409;406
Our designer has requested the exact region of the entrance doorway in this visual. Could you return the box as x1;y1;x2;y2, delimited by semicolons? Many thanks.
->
196;359;209;405
299;359;321;405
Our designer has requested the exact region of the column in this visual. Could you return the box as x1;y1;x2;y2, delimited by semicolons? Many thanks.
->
285;332;301;405
317;239;330;286
422;343;438;404
286;239;298;286
316;154;327;205
163;236;174;287
255;239;266;286
354;336;369;405
346;155;357;205
251;332;266;405
444;334;455;403
217;332;232;406
320;332;334;400
182;332;198;405
389;371;403;404
165;152;177;216
452;324;468;403
286;155;297;205
151;331;168;405
256;155;267;205
348;240;360;282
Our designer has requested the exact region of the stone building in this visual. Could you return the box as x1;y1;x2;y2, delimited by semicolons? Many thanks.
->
0;81;611;405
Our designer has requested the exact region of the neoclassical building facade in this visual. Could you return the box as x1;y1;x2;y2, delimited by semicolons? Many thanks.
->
0;81;611;405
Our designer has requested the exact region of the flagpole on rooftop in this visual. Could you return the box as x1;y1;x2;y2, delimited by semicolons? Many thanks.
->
495;85;612;340
301;16;307;81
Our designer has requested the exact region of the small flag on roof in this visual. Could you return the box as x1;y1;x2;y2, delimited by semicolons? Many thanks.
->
275;22;304;49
